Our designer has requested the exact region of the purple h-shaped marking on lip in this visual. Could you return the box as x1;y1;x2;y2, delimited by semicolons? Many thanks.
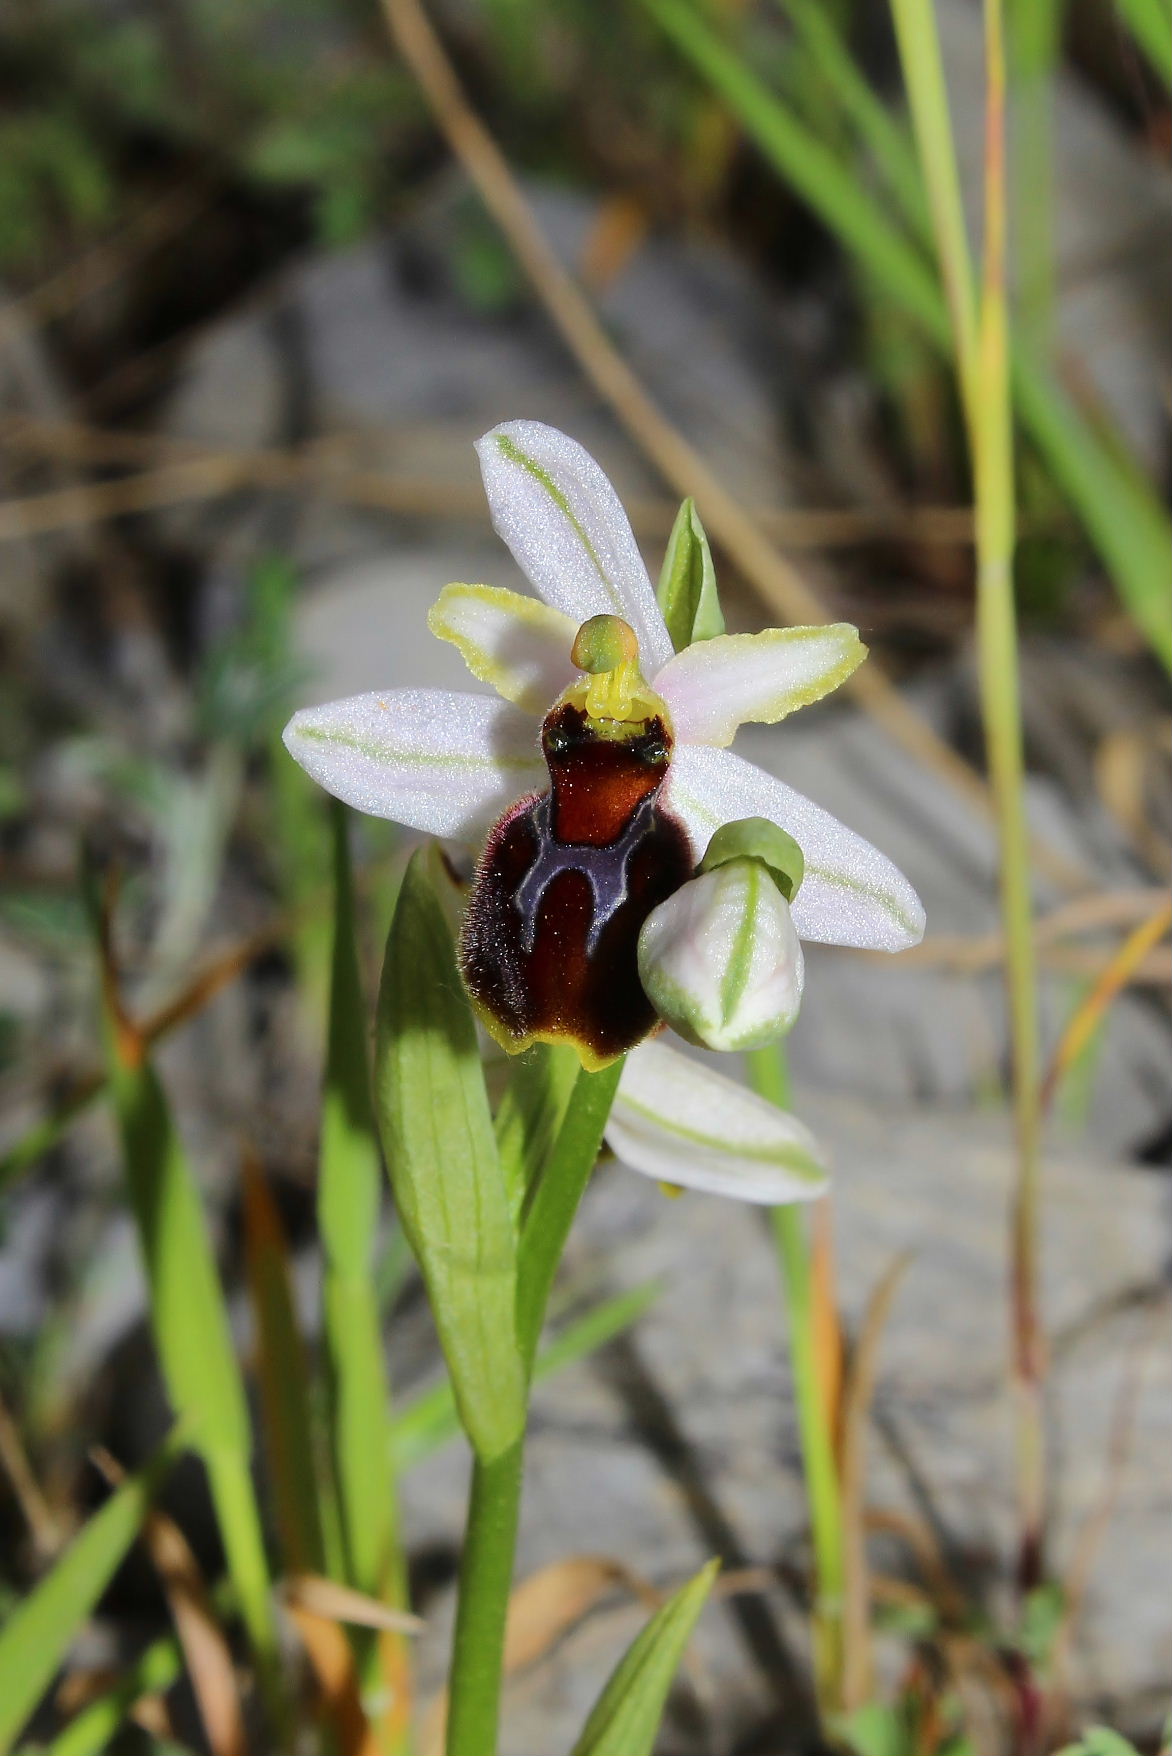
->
514;790;660;956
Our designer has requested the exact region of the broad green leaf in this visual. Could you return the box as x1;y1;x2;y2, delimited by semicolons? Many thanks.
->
319;803;399;1598
656;498;724;653
391;1281;661;1470
374;850;525;1461
569;1558;719;1756
0;1432;181;1753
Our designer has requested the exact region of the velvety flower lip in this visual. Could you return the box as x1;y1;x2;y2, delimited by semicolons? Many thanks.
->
284;417;926;956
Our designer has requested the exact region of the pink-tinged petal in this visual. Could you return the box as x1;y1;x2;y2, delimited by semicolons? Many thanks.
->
283;689;544;842
475;421;673;675
654;624;865;746
428;583;579;713
665;744;926;952
609;1039;827;1203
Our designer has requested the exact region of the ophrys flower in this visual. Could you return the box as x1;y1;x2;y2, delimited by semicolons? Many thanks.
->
285;419;924;1052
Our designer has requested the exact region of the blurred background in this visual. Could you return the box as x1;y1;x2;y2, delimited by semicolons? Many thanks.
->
0;0;1169;1749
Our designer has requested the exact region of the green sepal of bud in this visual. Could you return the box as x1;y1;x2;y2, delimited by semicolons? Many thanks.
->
698;816;805;902
657;497;725;653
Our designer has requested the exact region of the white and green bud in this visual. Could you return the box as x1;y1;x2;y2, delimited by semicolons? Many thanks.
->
637;818;806;1053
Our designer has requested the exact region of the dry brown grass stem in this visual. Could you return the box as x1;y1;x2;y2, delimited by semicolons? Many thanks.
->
0;1387;62;1558
0;417;978;550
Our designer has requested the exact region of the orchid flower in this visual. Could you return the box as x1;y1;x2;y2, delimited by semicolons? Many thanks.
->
284;420;925;1204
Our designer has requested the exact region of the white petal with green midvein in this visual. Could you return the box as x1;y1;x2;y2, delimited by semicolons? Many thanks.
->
610;1039;827;1204
476;420;674;676
665;744;926;953
427;583;579;715
655;624;866;747
282;688;545;841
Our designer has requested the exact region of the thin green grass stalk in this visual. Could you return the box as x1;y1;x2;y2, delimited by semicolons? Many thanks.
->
973;0;1047;1594
320;803;410;1744
884;0;979;418
1009;0;1064;351
639;0;1172;668
745;1045;845;1714
779;0;931;242
243;1159;328;1576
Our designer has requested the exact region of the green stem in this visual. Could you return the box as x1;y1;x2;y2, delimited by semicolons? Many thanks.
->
975;0;1046;1595
445;1057;625;1755
746;1046;845;1713
445;1438;526;1756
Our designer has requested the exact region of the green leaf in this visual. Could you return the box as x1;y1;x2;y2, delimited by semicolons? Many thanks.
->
493;1042;580;1222
569;1558;719;1756
374;849;525;1462
656;498;725;652
515;1059;626;1373
1054;1732;1144;1756
84;867;280;1707
319;803;399;1594
391;1281;661;1470
698;815;805;902
0;1432;181;1753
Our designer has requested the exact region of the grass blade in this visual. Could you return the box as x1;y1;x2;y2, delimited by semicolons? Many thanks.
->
640;0;1172;667
320;803;411;1749
0;1431;181;1753
392;1281;662;1470
1113;0;1172;81
84;870;282;1721
242;1154;327;1575
568;1558;719;1756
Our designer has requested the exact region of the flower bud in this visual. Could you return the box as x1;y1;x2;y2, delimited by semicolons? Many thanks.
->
637;857;804;1052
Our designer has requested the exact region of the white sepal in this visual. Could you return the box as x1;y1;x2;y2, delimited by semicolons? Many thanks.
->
609;1038;828;1204
282;688;544;842
654;624;865;747
427;583;579;714
666;743;926;953
638;861;804;1052
476;420;673;676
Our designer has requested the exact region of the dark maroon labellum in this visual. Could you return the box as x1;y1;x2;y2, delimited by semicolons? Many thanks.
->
460;701;693;1068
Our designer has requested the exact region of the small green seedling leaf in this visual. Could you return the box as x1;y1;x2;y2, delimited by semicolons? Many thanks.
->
657;498;724;652
374;849;525;1462
0;1432;181;1753
569;1557;719;1756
